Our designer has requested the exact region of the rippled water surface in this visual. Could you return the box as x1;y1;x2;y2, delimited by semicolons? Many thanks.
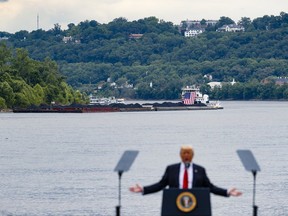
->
0;101;288;216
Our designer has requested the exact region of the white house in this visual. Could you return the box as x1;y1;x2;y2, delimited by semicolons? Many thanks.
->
208;82;222;89
0;36;9;41
217;24;245;32
184;28;205;37
63;36;73;43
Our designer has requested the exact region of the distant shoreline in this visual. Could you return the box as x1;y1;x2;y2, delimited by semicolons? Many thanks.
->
0;109;13;113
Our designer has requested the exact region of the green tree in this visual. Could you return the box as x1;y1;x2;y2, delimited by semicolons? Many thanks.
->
33;84;45;105
51;23;62;36
238;17;254;31
0;97;6;109
14;92;30;108
0;81;15;106
215;16;235;29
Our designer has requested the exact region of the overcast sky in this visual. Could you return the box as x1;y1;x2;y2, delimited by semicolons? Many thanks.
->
0;0;287;33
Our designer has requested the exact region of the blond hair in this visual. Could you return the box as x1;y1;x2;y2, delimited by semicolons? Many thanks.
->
180;145;193;150
180;145;194;155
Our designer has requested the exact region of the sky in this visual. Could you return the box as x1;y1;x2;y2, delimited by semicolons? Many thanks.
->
0;0;288;33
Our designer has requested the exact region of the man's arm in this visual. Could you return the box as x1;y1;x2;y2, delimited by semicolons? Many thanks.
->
201;167;241;197
130;166;170;195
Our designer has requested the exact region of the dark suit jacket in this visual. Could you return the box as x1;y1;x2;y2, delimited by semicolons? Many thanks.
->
143;163;228;197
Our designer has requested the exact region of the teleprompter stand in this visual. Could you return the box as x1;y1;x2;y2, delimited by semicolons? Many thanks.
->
114;150;139;216
237;150;261;216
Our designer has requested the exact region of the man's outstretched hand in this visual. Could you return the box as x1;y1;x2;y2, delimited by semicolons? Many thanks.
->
228;188;242;197
129;184;143;193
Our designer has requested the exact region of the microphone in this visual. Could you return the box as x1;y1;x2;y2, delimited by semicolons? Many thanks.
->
185;162;190;169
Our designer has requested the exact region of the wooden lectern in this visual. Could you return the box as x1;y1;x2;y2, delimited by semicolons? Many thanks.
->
161;188;212;216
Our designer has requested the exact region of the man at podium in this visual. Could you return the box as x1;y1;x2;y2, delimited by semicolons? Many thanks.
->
130;146;242;197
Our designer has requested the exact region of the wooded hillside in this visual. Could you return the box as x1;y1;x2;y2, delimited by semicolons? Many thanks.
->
1;12;288;100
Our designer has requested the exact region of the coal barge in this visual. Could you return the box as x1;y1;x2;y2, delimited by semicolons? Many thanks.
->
13;86;223;113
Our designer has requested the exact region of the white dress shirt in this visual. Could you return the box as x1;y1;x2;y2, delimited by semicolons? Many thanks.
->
179;162;193;189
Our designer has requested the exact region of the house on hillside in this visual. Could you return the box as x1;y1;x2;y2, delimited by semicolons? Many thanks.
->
208;82;222;89
63;36;73;43
205;20;218;26
208;79;236;89
275;77;288;85
263;77;288;85
181;19;218;29
62;36;81;44
180;20;201;29
184;28;205;37
129;34;143;39
0;36;9;41
180;19;218;36
217;24;245;32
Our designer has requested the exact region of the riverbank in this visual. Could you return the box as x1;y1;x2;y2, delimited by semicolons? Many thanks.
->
0;109;12;113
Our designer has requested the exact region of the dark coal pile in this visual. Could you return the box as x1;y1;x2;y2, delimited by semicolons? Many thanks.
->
109;103;143;108
143;102;206;107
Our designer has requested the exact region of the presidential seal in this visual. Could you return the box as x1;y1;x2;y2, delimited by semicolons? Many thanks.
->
176;192;197;212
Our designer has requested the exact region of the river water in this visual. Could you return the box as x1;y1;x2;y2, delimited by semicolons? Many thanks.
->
0;101;287;216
